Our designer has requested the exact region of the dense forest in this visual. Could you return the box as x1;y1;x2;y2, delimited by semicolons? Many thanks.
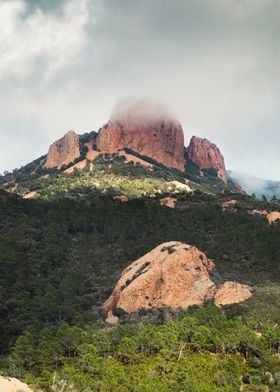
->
0;159;279;390
0;173;280;390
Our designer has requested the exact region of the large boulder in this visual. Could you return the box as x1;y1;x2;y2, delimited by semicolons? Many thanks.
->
214;281;253;306
97;98;185;171
187;136;227;183
267;211;280;225
103;241;253;319
43;130;80;169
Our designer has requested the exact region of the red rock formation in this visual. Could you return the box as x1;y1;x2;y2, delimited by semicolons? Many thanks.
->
103;242;216;315
187;136;227;183
103;241;253;320
0;376;33;392
160;197;176;208
113;195;129;202
251;209;268;217
267;211;280;225
214;281;253;306
97;98;185;171
43;131;80;169
222;199;238;211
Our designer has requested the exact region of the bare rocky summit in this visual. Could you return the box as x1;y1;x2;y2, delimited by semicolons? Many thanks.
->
187;136;227;183
39;98;229;183
103;241;253;320
97;98;185;171
43;130;80;169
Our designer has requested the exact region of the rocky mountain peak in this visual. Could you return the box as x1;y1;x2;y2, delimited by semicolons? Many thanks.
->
97;98;185;171
43;130;80;169
187;136;227;183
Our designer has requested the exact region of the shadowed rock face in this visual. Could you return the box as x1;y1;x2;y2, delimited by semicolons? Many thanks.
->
97;98;185;171
187;136;227;183
44;130;80;169
103;241;253;318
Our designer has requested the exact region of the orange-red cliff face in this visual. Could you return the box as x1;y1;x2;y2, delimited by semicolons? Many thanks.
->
103;242;252;319
41;100;228;179
43;131;80;169
97;99;185;171
187;136;227;183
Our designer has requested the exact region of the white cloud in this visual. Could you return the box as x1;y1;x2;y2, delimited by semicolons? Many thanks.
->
0;0;90;80
0;0;279;180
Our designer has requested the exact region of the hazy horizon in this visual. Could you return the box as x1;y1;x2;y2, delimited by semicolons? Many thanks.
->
0;0;279;180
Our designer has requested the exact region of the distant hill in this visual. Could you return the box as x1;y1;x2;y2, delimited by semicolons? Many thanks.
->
228;170;280;200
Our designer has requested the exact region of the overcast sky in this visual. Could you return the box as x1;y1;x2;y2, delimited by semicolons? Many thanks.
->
0;0;279;179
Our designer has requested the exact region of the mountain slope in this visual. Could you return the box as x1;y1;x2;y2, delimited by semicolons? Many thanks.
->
228;170;280;200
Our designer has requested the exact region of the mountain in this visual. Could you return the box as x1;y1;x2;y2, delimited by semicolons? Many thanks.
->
0;98;234;200
187;136;227;183
97;98;185;171
228;170;280;200
0;98;280;391
1;187;280;390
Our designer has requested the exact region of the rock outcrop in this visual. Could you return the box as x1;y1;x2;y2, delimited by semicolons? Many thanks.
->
251;209;268;217
222;199;238;211
103;241;252;319
43;131;80;169
23;191;38;199
0;376;33;392
267;211;280;225
97;98;185;171
160;197;176;208
187;136;227;183
167;180;191;193
214;281;253;306
113;195;129;202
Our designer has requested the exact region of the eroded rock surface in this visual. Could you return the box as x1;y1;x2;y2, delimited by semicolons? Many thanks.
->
103;241;253;320
187;136;227;183
0;376;33;392
222;199;238;211
113;195;129;202
97;98;185;171
44;131;80;169
160;197;176;208
267;211;280;225
251;209;268;217
214;281;253;306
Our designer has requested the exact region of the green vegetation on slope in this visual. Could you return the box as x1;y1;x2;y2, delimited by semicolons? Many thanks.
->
0;166;279;391
3;306;280;391
0;152;233;200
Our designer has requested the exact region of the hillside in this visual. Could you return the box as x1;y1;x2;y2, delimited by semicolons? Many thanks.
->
228;171;280;200
0;100;279;391
0;186;280;390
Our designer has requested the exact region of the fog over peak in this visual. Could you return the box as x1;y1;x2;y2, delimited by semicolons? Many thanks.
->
0;0;279;180
110;97;177;123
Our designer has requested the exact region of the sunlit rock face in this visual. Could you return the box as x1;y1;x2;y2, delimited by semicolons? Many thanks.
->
97;98;185;171
103;241;253;320
0;376;33;392
187;136;227;183
43;130;80;169
214;281;253;306
267;211;280;225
